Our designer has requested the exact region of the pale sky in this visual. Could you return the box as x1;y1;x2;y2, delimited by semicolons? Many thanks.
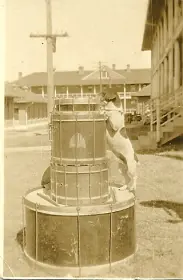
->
5;0;151;82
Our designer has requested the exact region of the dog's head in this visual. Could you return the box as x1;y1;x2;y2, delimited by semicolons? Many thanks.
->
98;88;119;104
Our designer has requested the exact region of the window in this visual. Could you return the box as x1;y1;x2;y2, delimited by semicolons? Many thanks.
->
88;86;93;92
161;17;164;46
131;99;136;105
31;86;42;94
101;71;108;79
43;86;47;94
55;86;66;94
173;46;175;78
125;85;131;92
14;108;19;120
130;85;137;92
62;86;66;92
166;4;168;35
178;0;182;19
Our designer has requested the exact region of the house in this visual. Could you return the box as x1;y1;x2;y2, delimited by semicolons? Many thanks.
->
14;64;151;114
4;83;47;130
140;0;183;148
5;83;19;127
134;84;151;115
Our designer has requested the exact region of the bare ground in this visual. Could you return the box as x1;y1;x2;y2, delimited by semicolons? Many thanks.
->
4;130;50;148
3;149;183;278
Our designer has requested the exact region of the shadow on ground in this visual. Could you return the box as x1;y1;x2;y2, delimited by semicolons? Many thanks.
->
16;227;25;250
140;200;183;223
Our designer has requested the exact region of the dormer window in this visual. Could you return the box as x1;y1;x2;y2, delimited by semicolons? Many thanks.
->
101;71;109;79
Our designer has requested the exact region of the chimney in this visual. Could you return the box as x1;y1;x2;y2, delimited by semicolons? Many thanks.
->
78;66;84;75
112;64;116;70
18;72;22;79
126;64;130;72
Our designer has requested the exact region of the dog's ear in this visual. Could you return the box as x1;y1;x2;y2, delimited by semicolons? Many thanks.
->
104;91;118;101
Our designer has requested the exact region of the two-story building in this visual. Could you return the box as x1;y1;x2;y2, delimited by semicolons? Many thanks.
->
15;64;151;114
141;0;183;147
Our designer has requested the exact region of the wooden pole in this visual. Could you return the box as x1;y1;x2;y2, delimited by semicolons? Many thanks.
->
150;99;153;132
46;0;54;123
156;96;161;142
99;61;102;93
30;0;69;123
150;49;153;132
156;62;161;142
123;83;126;114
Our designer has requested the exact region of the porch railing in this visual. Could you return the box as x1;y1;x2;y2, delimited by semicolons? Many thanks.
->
143;85;183;142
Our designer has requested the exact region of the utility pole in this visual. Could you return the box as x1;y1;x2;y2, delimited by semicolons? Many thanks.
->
99;61;102;93
108;71;112;89
30;0;69;123
123;83;126;114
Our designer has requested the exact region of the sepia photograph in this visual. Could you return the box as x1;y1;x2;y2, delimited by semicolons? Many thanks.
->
2;0;183;278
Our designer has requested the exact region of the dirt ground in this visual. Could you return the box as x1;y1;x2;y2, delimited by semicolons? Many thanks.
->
3;147;183;278
4;130;50;148
4;124;148;149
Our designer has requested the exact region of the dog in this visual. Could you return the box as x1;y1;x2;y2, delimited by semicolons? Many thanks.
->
99;89;139;193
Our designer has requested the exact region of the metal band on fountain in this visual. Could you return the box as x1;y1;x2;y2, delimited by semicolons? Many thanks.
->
49;95;109;205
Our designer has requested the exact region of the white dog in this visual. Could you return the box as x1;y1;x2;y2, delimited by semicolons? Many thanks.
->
99;90;139;193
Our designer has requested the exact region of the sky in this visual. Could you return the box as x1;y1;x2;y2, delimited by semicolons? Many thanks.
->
5;0;151;82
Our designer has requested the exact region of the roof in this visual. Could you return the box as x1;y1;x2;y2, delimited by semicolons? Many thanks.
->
132;84;151;97
5;83;47;103
142;0;165;51
118;68;151;84
13;67;151;87
82;65;126;83
14;93;47;104
5;83;27;98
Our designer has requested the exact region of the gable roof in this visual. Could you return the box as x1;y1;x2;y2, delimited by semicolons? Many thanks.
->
13;68;151;87
5;83;28;98
82;65;126;83
5;83;47;103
